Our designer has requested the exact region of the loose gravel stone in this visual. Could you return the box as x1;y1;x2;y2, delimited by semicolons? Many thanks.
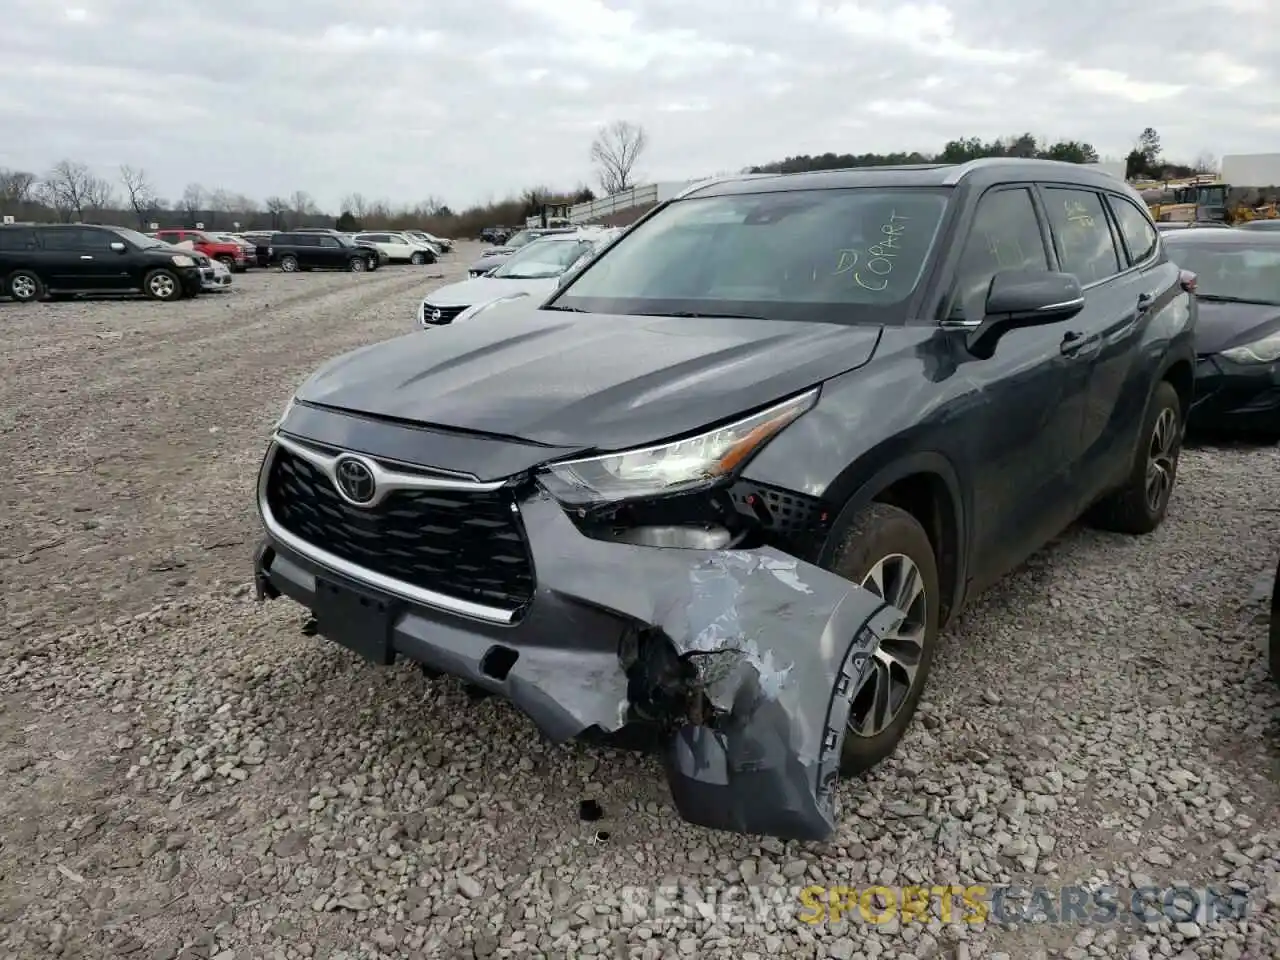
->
1;250;1278;960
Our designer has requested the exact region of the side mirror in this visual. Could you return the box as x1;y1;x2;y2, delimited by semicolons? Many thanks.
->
965;270;1084;359
110;241;126;253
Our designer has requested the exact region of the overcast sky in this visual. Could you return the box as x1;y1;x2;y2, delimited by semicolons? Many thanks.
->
2;0;1275;212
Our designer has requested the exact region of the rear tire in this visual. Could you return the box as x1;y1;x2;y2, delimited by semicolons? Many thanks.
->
827;502;940;776
217;255;236;270
280;255;299;273
1086;380;1181;535
7;269;43;302
143;268;183;301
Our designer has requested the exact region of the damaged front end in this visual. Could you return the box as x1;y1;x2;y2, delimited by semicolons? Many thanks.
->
255;410;900;841
612;551;899;840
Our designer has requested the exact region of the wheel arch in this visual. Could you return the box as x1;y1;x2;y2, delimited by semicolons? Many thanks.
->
818;450;968;628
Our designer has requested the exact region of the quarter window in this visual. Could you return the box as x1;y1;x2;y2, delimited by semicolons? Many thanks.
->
950;188;1049;323
1042;187;1121;284
1108;195;1159;264
318;236;340;248
0;228;37;251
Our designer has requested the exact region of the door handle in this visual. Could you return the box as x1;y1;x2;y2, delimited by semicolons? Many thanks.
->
80;255;93;260
1136;292;1156;313
1060;331;1099;359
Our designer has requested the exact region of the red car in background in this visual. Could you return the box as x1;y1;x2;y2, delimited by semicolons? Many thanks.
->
152;229;252;272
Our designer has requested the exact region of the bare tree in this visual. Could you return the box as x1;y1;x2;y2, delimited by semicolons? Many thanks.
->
341;192;369;219
264;196;290;228
0;168;38;208
180;183;205;223
83;175;116;218
1192;151;1218;175
36;160;98;221
589;120;648;196
119;165;160;228
290;190;315;218
207;188;233;228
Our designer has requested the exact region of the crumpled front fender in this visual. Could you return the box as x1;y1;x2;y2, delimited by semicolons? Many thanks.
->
520;496;898;841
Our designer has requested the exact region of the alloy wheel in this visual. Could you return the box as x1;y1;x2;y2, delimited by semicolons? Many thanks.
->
11;276;37;299
1146;407;1178;512
150;274;176;299
847;553;928;739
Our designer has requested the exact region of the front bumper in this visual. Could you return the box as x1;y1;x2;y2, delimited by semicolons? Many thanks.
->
200;266;233;291
1190;354;1280;433
253;439;896;840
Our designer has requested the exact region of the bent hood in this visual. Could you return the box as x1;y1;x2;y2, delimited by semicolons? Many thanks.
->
423;275;558;309
297;306;883;450
1195;299;1280;356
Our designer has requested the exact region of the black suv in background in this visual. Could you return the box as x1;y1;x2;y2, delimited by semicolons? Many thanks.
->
254;160;1194;841
1;223;205;301
270;232;378;273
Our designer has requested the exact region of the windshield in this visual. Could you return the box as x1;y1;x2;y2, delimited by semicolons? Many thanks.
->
114;227;165;249
554;187;950;322
504;230;536;248
492;238;594;279
1169;243;1280;305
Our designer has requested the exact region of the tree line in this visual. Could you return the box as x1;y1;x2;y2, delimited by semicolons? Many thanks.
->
0;160;599;238
748;128;1217;181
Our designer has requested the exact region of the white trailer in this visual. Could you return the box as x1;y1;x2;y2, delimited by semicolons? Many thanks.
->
1221;153;1280;188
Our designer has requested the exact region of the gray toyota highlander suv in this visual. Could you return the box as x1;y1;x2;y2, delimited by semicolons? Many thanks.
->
253;159;1195;840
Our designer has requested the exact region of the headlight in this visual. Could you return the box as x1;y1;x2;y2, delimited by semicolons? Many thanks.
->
171;255;194;267
1221;331;1280;364
539;388;818;506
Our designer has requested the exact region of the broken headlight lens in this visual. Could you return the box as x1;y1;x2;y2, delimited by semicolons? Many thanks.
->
1221;331;1280;364
539;388;818;506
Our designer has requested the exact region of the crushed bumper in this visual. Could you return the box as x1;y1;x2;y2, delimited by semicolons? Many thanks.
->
255;490;895;841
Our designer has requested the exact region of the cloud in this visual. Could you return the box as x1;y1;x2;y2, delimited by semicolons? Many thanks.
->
1;0;1276;211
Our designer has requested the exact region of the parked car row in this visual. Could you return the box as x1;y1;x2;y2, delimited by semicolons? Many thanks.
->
235;227;454;274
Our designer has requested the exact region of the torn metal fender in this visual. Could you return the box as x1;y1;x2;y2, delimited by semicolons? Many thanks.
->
663;557;899;841
520;495;898;840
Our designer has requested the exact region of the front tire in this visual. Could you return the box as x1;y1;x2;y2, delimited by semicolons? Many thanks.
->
349;257;367;272
828;502;940;776
143;268;183;301
7;269;44;302
1086;380;1181;534
410;252;426;265
217;255;236;271
279;255;299;273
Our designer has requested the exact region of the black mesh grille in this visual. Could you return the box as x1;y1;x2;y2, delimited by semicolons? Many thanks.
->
266;448;535;610
421;303;467;325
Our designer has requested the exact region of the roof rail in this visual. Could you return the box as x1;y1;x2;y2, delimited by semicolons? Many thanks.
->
673;172;778;200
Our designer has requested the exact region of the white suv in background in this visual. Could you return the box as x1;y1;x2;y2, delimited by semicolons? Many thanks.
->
404;230;453;253
351;232;437;265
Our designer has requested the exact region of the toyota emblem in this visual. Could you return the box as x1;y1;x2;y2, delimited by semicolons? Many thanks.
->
334;456;376;505
431;307;442;323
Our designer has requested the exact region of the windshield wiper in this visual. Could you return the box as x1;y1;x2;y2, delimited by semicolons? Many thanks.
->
542;304;585;312
1197;294;1280;305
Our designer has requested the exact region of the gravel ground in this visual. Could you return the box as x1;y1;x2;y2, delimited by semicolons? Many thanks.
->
1;245;1278;960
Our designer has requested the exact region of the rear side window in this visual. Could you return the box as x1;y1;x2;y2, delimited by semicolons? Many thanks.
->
0;228;38;251
318;237;340;248
39;229;91;251
1041;188;1121;284
949;187;1049;323
1107;195;1159;264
